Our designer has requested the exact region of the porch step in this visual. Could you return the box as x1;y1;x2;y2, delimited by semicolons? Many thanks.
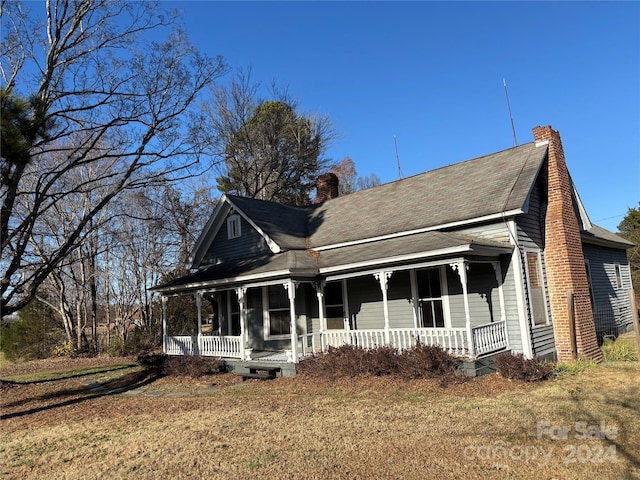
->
240;366;279;381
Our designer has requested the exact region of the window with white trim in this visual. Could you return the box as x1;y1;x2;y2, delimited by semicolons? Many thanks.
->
614;264;623;289
324;281;345;330
227;214;241;239
264;285;290;339
416;268;445;328
524;250;549;326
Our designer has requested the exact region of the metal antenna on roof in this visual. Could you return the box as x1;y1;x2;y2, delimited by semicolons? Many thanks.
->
394;136;404;179
503;78;518;146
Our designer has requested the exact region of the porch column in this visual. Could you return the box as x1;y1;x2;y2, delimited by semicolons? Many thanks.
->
235;287;247;360
161;296;167;354
285;280;298;363
492;262;507;323
451;261;475;359
374;271;392;345
196;292;202;355
315;280;326;352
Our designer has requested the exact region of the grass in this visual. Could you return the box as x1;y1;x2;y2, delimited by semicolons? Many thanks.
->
1;355;639;479
602;332;639;361
1;363;139;384
0;351;13;370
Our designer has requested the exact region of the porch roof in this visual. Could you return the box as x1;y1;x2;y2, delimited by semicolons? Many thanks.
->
315;231;512;274
152;231;511;293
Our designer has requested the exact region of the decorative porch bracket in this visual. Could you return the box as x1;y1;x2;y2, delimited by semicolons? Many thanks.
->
449;261;476;359
284;281;299;363
235;287;247;360
374;271;393;345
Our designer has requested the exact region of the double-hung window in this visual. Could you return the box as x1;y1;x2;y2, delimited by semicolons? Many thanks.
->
524;250;549;326
324;281;345;330
264;285;290;339
416;268;445;328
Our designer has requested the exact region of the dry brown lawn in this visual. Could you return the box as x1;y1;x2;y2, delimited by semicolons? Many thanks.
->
1;356;639;479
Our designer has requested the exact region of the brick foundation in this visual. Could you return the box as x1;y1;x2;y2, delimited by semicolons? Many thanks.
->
532;126;602;362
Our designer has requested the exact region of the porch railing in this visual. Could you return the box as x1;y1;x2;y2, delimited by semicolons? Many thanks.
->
164;322;508;361
316;327;470;357
199;335;242;358
164;335;242;358
300;323;507;359
471;321;508;356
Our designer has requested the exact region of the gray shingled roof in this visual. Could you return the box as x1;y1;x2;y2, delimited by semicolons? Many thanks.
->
227;195;312;250
227;142;547;250
152;231;512;293
308;142;547;247
154;144;547;293
315;231;511;271
152;250;318;292
581;224;635;249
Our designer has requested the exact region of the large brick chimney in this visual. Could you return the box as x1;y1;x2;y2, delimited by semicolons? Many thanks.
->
315;173;339;203
532;125;602;362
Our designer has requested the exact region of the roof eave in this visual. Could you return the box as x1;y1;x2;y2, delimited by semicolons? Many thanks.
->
318;243;512;275
313;209;523;252
581;233;635;250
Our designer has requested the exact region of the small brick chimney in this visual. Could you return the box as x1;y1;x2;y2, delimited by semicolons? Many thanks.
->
532;125;602;362
315;173;339;203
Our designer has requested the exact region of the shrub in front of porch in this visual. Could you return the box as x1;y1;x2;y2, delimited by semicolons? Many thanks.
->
398;343;462;380
495;353;554;382
297;344;462;383
137;353;226;378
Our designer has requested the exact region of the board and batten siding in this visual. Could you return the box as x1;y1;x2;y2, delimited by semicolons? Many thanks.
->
583;243;634;333
202;214;271;265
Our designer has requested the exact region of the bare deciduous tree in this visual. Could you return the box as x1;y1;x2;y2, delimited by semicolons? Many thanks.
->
330;156;381;196
0;0;226;315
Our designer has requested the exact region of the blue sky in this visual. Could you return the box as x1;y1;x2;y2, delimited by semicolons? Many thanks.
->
167;1;639;232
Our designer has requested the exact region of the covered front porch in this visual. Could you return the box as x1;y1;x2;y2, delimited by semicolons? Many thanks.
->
163;321;508;360
160;256;511;363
